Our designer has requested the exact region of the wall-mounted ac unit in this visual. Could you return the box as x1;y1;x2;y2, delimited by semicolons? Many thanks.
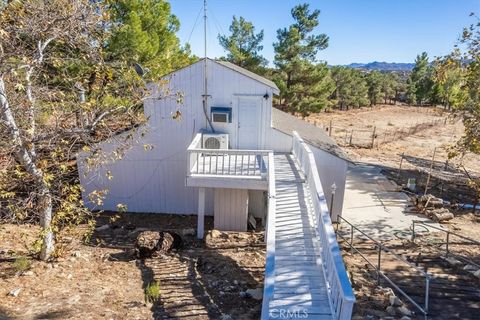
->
202;133;229;150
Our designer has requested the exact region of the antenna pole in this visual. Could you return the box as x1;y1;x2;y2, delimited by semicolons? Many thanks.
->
202;0;214;132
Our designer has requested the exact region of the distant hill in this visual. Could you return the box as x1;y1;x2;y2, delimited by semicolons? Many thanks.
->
345;61;415;72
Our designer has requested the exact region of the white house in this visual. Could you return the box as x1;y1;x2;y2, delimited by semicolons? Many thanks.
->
77;58;349;234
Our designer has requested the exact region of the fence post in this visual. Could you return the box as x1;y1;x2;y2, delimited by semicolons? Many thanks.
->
424;147;437;196
371;126;376;149
377;244;382;284
349;130;354;146
329;120;333;137
397;152;404;179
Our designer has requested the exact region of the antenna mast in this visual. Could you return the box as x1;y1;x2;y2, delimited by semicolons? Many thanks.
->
203;0;214;132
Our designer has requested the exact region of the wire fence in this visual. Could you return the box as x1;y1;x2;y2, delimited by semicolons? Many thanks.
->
307;117;448;149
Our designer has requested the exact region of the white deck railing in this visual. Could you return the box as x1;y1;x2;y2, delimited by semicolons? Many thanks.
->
187;133;269;178
292;131;355;320
261;152;276;319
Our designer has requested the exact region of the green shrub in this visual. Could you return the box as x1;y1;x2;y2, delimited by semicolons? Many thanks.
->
13;256;31;273
144;281;160;303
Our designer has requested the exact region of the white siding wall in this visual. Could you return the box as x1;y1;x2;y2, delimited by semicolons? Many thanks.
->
214;188;249;231
78;60;273;215
310;146;347;220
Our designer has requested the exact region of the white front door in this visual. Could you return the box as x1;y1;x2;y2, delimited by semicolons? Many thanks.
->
237;96;262;149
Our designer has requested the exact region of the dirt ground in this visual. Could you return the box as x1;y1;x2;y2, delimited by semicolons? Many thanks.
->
306;104;479;175
0;213;265;320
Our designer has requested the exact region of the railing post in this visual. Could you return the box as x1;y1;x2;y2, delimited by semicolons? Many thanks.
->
411;221;416;242
445;232;450;257
350;225;354;252
377;244;382;285
425;274;430;314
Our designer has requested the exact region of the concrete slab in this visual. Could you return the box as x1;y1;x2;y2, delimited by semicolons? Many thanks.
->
341;163;435;240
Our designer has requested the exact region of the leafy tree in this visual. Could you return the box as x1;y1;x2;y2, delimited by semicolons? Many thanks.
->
443;13;480;211
380;73;397;104
218;16;267;72
407;52;435;105
106;0;194;79
365;71;383;106
273;3;330;113
331;67;368;109
0;0;148;260
433;58;466;110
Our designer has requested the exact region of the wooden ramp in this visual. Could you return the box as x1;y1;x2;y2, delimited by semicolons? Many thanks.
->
269;154;332;319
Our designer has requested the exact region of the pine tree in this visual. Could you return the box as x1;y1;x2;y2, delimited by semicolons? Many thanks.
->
365;71;383;106
218;16;267;72
106;0;194;79
273;3;330;114
408;52;435;105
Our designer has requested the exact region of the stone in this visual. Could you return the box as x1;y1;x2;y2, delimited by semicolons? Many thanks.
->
72;251;81;258
400;317;411;320
445;257;463;266
386;306;396;316
22;270;34;276
397;306;413;317
245;288;263;300
389;295;402;307
8;288;21;297
473;269;480;279
95;224;110;232
211;230;222;238
463;264;478;272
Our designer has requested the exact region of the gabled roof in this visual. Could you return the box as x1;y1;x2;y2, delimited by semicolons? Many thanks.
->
271;108;350;162
161;58;280;95
214;60;280;94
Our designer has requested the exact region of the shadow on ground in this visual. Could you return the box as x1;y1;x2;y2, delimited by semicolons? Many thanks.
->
90;212;265;320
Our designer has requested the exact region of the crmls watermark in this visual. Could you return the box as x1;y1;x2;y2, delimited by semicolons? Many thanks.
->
269;308;308;319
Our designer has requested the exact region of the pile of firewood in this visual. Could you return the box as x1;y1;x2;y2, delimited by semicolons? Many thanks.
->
415;194;454;222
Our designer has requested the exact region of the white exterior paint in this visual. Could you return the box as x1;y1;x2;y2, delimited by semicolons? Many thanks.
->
214;188;249;231
77;59;347;222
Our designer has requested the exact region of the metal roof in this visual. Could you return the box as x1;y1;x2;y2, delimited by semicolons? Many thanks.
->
271;108;350;161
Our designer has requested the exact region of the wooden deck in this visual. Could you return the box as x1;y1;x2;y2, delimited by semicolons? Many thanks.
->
269;154;332;319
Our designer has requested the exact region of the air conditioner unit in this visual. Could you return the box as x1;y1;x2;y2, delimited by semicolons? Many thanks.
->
202;133;229;150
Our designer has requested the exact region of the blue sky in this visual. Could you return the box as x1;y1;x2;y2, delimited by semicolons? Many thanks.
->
169;0;479;65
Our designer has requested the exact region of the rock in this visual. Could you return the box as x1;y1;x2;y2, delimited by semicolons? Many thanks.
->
474;269;480;279
72;251;81;258
134;231;183;258
95;224;110;232
245;288;263;300
8;288;21;297
211;230;222;238
397;306;413;317
22;270;34;276
445;256;463;266
389;295;402;307
386;306;396;316
400;317;411;320
239;291;248;298
67;273;73;279
463;264;478;272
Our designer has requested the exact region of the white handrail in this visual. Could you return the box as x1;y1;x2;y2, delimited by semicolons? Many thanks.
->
292;131;355;320
261;152;276;320
187;133;270;178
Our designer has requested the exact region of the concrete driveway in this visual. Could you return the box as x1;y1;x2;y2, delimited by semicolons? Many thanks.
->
341;163;434;240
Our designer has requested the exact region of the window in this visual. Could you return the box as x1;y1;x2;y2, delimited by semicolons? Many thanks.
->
210;107;232;123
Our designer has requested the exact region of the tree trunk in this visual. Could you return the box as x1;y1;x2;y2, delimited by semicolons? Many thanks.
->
0;76;54;260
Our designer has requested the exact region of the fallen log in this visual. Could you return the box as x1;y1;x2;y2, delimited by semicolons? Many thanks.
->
134;231;183;258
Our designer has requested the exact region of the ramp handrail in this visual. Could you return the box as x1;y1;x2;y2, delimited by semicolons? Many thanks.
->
261;152;276;319
292;131;355;320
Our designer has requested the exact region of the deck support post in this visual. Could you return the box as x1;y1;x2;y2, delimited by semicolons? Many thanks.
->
197;187;206;239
